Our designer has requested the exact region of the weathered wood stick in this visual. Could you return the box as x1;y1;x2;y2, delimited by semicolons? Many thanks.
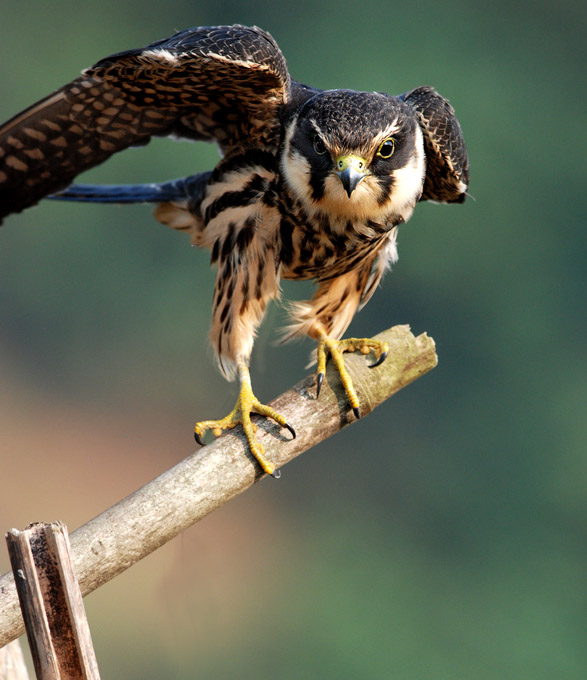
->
0;325;437;648
6;523;101;679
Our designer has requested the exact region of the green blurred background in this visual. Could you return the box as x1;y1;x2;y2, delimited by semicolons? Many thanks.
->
1;1;585;677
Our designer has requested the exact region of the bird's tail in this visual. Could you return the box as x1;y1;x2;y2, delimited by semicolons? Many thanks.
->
49;171;212;243
48;171;212;205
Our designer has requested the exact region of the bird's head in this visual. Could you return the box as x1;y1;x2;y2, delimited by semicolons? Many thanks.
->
282;90;426;222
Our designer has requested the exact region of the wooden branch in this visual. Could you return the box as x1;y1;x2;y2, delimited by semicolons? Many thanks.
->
6;523;101;679
0;325;437;648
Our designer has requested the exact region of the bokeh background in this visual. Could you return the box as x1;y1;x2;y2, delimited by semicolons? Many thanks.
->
1;1;585;677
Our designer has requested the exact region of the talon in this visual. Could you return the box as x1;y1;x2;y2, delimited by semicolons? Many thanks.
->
194;361;290;476
284;422;296;439
369;350;388;368
270;469;282;479
316;372;324;397
316;334;388;419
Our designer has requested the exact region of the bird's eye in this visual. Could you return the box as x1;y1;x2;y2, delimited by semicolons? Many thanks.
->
376;138;395;159
313;135;327;155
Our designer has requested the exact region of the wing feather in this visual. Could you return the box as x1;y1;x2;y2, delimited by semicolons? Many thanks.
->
0;25;290;222
400;86;469;203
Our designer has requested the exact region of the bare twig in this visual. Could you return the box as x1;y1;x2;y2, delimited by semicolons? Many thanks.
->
0;325;437;648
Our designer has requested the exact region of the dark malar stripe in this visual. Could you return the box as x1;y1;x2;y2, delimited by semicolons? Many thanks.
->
309;172;326;201
376;175;394;206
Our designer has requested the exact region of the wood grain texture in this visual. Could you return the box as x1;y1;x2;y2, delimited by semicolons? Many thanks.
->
6;523;100;679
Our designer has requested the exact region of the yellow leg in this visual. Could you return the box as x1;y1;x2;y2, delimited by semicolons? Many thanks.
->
194;362;295;478
316;333;389;418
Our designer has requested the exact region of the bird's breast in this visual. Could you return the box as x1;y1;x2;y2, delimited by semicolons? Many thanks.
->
279;211;395;281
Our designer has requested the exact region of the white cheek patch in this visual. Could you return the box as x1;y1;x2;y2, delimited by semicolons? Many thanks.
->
283;148;313;205
281;118;316;206
386;125;425;214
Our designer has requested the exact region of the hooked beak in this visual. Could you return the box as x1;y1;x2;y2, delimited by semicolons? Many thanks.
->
334;154;370;197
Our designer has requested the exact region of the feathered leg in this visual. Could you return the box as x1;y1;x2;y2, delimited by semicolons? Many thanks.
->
285;263;389;418
53;174;294;476
194;222;294;477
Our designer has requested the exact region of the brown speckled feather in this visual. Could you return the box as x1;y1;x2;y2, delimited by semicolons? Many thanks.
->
401;86;470;203
0;25;290;222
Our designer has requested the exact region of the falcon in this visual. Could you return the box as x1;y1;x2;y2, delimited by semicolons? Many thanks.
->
0;25;469;477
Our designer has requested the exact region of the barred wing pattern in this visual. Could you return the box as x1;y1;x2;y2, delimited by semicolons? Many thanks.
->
0;25;290;222
401;86;469;203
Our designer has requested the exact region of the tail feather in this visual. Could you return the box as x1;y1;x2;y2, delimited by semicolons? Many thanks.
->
48;171;212;205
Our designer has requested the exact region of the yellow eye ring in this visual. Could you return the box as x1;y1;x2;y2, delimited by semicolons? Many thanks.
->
376;138;395;159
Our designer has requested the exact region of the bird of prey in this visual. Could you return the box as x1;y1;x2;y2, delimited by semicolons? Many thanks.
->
0;24;469;477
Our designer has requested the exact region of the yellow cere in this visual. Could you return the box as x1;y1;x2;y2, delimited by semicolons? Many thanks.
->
335;154;369;173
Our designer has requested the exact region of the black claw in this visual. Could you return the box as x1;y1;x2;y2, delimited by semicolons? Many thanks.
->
194;431;205;447
270;469;282;479
284;422;296;439
353;406;361;419
316;372;324;397
369;350;388;368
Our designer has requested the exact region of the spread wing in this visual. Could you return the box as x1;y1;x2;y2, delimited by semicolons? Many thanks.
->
0;24;291;223
400;86;469;203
